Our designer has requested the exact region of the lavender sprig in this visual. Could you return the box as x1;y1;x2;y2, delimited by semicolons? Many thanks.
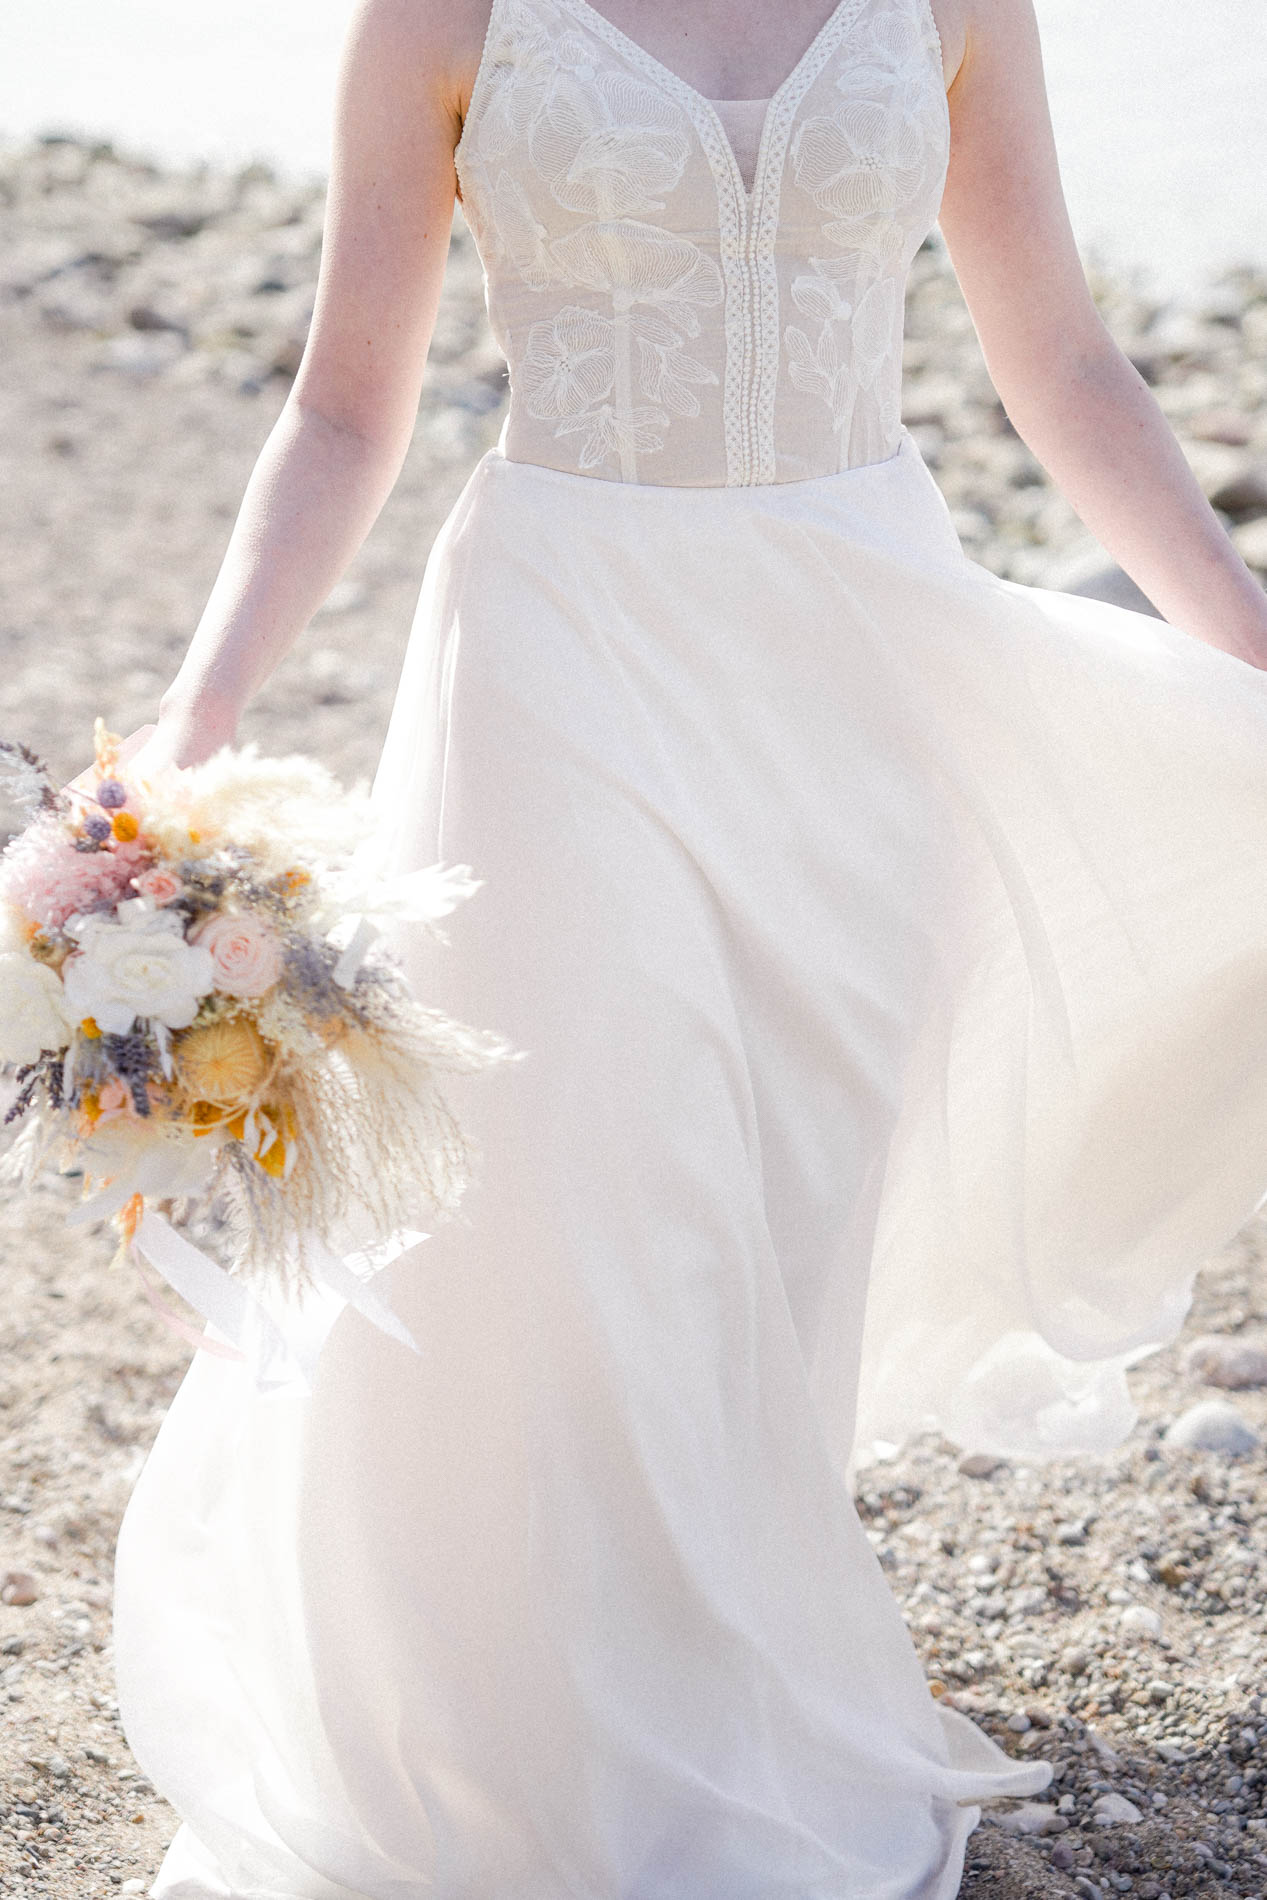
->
102;1030;162;1117
3;1049;66;1123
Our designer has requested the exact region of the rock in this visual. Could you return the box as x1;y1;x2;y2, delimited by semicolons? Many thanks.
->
1183;439;1255;500
0;1570;39;1606
1208;462;1267;516
133;208;209;241
1163;1399;1260;1454
1183;1332;1267;1388
1119;1604;1163;1639
1006;1712;1032;1733
1232;515;1267;571
990;1800;1066;1835
1092;1792;1143;1825
1085;1729;1123;1768
1186;404;1255;446
97;331;186;377
1147;1678;1172;1703
956;1450;1004;1478
1060;1646;1092;1677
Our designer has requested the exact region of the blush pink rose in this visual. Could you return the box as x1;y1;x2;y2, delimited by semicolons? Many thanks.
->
134;866;183;905
191;911;283;999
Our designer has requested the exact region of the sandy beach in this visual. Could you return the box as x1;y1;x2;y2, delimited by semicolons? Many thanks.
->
3;134;1267;1897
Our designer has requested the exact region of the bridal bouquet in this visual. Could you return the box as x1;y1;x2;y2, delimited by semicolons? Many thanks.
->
0;719;515;1381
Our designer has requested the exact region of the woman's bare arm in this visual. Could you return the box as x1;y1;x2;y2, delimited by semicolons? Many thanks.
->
932;0;1267;666
144;0;489;769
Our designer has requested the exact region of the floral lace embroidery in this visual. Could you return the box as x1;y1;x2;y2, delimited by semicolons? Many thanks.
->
454;0;949;484
470;0;723;478
785;3;948;461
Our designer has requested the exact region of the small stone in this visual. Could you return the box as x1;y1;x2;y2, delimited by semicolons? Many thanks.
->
991;1800;1065;1835
1092;1792;1143;1825
1208;463;1267;516
1186;404;1255;446
1147;1679;1171;1704
1051;1841;1077;1870
1007;1712;1032;1733
120;1883;146;1895
1086;1730;1123;1769
1119;1604;1163;1639
1182;1333;1267;1389
1234;516;1267;571
0;1571;38;1606
957;1452;1003;1478
1061;1646;1093;1677
1163;1400;1259;1454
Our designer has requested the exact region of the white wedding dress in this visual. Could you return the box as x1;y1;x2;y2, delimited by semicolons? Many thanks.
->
112;0;1267;1894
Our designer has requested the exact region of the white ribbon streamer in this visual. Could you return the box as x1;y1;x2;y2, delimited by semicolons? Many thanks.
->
131;1207;424;1395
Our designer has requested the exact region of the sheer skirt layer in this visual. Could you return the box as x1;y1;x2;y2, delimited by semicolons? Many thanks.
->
113;429;1267;1898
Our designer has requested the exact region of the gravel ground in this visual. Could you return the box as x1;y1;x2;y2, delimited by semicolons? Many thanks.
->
2;135;1267;1898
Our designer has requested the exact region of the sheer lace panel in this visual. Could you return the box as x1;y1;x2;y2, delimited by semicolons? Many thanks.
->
707;99;771;197
454;0;950;485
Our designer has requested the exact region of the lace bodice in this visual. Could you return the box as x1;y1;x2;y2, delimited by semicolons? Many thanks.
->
453;0;950;485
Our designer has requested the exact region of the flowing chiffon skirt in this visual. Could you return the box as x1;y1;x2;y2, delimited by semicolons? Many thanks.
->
113;426;1267;1899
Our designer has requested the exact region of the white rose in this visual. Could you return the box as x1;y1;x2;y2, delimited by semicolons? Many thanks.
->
62;905;215;1034
0;953;75;1065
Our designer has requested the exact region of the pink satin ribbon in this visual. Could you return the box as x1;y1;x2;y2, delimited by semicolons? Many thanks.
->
130;1239;247;1362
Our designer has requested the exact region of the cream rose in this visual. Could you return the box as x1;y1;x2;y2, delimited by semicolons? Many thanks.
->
0;953;75;1065
62;903;214;1034
190;911;283;1000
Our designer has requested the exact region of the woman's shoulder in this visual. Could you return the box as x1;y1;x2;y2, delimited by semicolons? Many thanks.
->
343;0;495;131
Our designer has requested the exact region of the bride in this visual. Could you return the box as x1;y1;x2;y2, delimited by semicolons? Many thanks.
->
106;0;1267;1895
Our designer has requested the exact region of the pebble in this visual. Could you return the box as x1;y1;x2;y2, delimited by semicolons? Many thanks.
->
1162;1399;1260;1454
1182;1332;1267;1388
1119;1604;1164;1639
1092;1792;1144;1825
957;1452;1004;1478
0;1570;39;1606
990;1799;1065;1834
1235;516;1267;568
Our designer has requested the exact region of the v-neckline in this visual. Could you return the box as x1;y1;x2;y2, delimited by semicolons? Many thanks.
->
555;0;866;213
562;0;862;113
